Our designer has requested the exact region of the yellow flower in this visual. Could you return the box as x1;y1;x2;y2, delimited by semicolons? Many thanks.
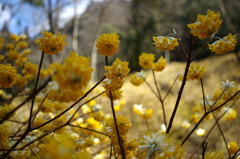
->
153;36;179;50
11;34;20;42
113;99;126;112
104;58;130;79
228;141;239;155
15;74;27;88
0;37;4;49
0;124;10;149
133;104;153;119
36;30;66;54
153;56;166;72
23;61;38;79
0;104;15;120
17;41;28;49
223;107;237;121
106;89;123;101
139;52;155;69
7;50;19;60
179;64;206;81
188;10;222;39
208;33;237;55
102;78;125;91
129;71;146;86
0;64;17;88
96;33;119;56
205;151;224;159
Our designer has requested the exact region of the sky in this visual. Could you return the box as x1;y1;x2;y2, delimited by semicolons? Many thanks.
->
0;0;90;38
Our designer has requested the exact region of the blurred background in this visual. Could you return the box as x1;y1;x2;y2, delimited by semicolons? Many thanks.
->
1;0;240;79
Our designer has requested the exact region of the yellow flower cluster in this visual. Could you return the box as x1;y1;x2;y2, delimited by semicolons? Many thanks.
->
228;141;239;155
209;33;237;55
105;89;123;101
139;53;155;69
153;36;179;50
49;52;93;102
36;30;66;54
0;64;17;88
188;10;222;39
23;61;39;80
204;151;224;159
139;53;167;71
103;116;131;144
133;104;153;119
17;41;28;50
179;64;206;81
0;124;10;149
113;99;126;112
0;104;15;120
96;33;119;56
102;58;130;91
153;56;166;71
0;37;4;49
129;71;146;86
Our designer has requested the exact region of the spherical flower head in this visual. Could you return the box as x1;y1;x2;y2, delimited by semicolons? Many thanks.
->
15;74;27;88
180;64;206;81
228;141;239;155
104;58;130;79
102;78;125;91
36;30;66;55
188;10;222;39
0;64;17;88
7;50;19;60
153;56;166;72
223;107;237;121
129;71;146;86
17;41;28;50
208;33;237;55
139;52;155;69
96;33;119;56
153;36;179;50
106;89;123;101
0;124;10;149
11;34;20;42
0;37;4;49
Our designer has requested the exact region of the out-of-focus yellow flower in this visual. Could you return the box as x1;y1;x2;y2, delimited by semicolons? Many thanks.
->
11;34;20;42
7;50;19;60
15;74;27;88
153;36;179;50
153;56;166;72
0;55;4;62
6;43;14;51
0;104;15;119
36;30;66;54
113;99;126;112
0;124;10;149
133;104;153;119
87;117;102;130
17;41;28;49
96;33;119;56
23;61;38;81
195;128;205;136
102;78;125;91
179;64;206;81
223;107;237;121
228;141;239;155
106;89;123;101
0;64;17;88
139;52;155;69
209;33;237;55
129;71;146;86
75;150;92;159
0;37;4;49
188;10;222;39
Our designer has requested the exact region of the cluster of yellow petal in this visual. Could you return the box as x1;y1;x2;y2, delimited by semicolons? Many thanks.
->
11;34;20;42
17;41;28;50
23;61;39;80
103;116;131;144
133;104;153;119
0;124;10;149
228;141;239;155
15;49;32;67
106;89;123;101
14;74;27;88
188;10;222;39
102;58;130;91
7;50;19;60
36;30;66;54
10;150;31;159
96;33;119;56
153;56;166;72
139;53;155;69
209;33;237;55
179;64;206;81
113;99;126;112
129;71;146;86
153;36;179;50
0;37;4;49
223;108;237;121
49;52;93;102
0;64;17;88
